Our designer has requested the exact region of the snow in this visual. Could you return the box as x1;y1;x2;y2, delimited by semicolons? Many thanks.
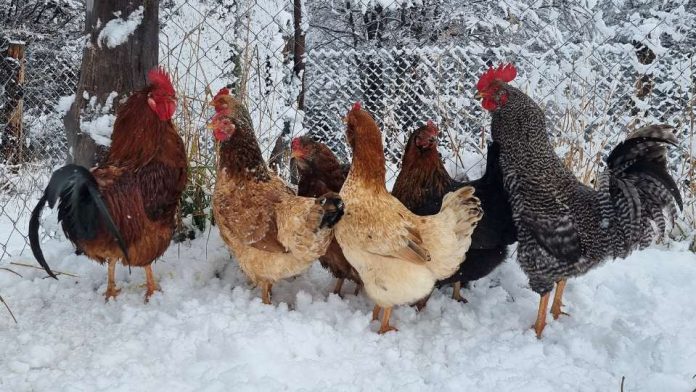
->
97;6;145;49
79;91;119;146
1;223;695;391
56;95;76;115
80;113;116;146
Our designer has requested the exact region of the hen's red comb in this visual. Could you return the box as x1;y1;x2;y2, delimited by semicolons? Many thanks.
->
214;87;230;100
424;119;438;135
352;101;362;111
291;137;302;150
148;67;175;95
476;63;517;92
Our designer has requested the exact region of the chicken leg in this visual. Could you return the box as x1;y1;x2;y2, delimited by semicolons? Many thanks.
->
372;305;381;321
451;281;468;303
533;293;550;338
333;278;345;297
144;265;160;302
378;307;398;334
354;283;362;296
104;259;121;301
550;279;569;320
261;281;273;305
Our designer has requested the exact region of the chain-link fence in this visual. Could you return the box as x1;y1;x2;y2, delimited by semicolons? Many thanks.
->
2;0;696;262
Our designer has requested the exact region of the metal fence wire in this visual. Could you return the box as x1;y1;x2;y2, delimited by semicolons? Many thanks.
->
1;0;695;262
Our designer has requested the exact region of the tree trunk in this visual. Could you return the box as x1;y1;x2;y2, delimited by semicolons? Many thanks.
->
64;0;159;167
0;41;26;166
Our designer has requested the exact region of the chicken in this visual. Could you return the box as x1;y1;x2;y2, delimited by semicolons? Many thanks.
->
291;136;362;296
392;121;516;305
476;64;682;337
209;88;345;305
333;102;483;333
29;67;187;301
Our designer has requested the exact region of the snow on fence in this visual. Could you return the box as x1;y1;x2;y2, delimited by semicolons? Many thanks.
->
1;0;695;262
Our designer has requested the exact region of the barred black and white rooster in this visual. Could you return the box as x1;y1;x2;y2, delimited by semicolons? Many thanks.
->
476;64;682;337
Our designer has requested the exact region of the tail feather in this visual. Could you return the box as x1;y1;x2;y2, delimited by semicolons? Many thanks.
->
605;124;681;252
28;165;129;276
317;192;345;229
28;195;58;279
440;186;483;240
607;125;677;170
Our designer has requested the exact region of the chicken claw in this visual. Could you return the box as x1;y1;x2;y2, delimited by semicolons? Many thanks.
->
378;307;398;334
533;293;550;338
144;265;161;302
451;281;468;303
104;259;121;302
104;287;121;302
371;305;381;321
261;281;273;305
550;280;569;320
333;278;345;297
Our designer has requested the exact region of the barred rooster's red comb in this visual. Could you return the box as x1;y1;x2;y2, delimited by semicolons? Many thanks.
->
476;63;517;92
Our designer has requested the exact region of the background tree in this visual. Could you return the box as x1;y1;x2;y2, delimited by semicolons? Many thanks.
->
64;0;159;167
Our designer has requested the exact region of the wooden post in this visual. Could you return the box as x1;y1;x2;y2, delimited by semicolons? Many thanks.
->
64;0;159;167
0;41;26;165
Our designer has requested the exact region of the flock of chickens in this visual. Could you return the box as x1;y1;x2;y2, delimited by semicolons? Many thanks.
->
29;64;681;338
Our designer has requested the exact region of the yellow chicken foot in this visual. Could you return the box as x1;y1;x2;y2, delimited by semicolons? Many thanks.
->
533;293;550;338
261;281;273;305
144;265;161;302
452;281;468;303
372;305;381;321
104;259;121;302
333;278;345;297
550;279;570;320
378;307;398;334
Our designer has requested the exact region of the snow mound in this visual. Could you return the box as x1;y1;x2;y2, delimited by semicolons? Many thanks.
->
97;6;145;49
1;229;695;391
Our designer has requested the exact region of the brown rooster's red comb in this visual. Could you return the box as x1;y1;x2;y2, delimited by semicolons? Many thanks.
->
476;63;517;92
352;102;362;111
148;67;175;95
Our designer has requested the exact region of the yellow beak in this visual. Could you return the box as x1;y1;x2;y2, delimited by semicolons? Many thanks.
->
206;123;215;129
474;91;483;99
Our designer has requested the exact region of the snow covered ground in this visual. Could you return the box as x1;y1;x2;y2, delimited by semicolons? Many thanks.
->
1;224;695;391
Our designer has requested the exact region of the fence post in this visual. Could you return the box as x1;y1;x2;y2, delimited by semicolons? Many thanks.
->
0;41;26;166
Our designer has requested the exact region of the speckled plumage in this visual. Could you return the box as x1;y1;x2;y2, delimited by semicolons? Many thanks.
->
490;85;681;295
210;95;344;303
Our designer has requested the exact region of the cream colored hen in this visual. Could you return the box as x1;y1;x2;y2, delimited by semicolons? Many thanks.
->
334;103;483;333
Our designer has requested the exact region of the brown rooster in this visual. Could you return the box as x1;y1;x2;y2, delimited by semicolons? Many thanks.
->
291;136;362;296
29;68;187;301
209;89;344;305
392;121;516;305
334;103;483;333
